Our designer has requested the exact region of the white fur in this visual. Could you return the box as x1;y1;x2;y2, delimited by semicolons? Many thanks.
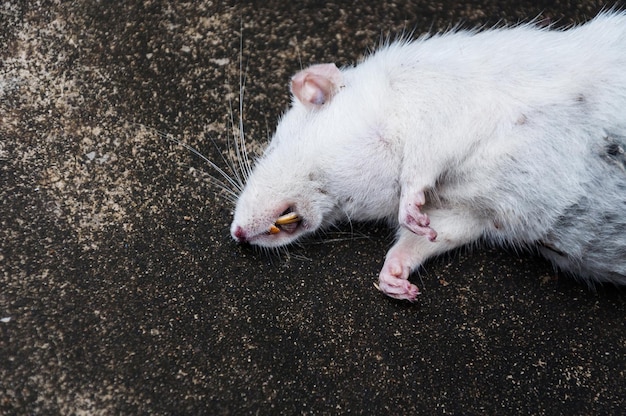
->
231;12;626;300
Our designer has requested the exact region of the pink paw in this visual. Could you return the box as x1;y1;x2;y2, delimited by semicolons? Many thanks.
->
399;190;437;241
375;256;421;301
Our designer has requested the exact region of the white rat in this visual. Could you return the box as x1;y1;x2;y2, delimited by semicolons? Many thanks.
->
230;12;626;301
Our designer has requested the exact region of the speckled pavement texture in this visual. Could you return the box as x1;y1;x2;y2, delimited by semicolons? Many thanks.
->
2;1;625;414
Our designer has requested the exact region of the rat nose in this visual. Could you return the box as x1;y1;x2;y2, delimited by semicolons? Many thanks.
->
233;226;248;243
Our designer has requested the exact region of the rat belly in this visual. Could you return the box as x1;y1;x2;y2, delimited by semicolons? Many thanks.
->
538;147;626;284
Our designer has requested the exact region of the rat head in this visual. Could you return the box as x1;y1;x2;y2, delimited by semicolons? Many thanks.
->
230;61;402;248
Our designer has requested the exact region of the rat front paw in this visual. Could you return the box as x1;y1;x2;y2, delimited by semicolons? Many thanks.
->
399;190;437;241
375;256;421;301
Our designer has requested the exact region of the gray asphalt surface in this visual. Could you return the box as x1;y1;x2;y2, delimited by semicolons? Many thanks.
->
2;1;625;414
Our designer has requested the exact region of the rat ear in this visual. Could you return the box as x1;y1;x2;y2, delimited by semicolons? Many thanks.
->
290;63;343;109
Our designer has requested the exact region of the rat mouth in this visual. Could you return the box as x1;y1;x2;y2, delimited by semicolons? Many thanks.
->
268;208;302;235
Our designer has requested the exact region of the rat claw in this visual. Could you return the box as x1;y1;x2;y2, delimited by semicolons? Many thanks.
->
399;190;437;241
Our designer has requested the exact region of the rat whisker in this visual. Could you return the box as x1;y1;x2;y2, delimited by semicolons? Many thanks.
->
339;206;355;239
131;122;242;200
228;95;251;188
204;131;243;192
224;25;254;191
153;129;242;198
239;20;253;177
224;100;246;190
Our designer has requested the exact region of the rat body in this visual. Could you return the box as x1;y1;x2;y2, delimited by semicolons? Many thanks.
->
230;13;626;300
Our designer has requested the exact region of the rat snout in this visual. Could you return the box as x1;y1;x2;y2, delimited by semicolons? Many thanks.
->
232;225;248;244
230;206;304;247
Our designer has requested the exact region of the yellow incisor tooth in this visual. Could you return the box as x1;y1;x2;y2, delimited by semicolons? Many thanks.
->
269;225;280;234
274;212;300;225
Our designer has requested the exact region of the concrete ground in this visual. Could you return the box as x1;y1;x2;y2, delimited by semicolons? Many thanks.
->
1;1;625;414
